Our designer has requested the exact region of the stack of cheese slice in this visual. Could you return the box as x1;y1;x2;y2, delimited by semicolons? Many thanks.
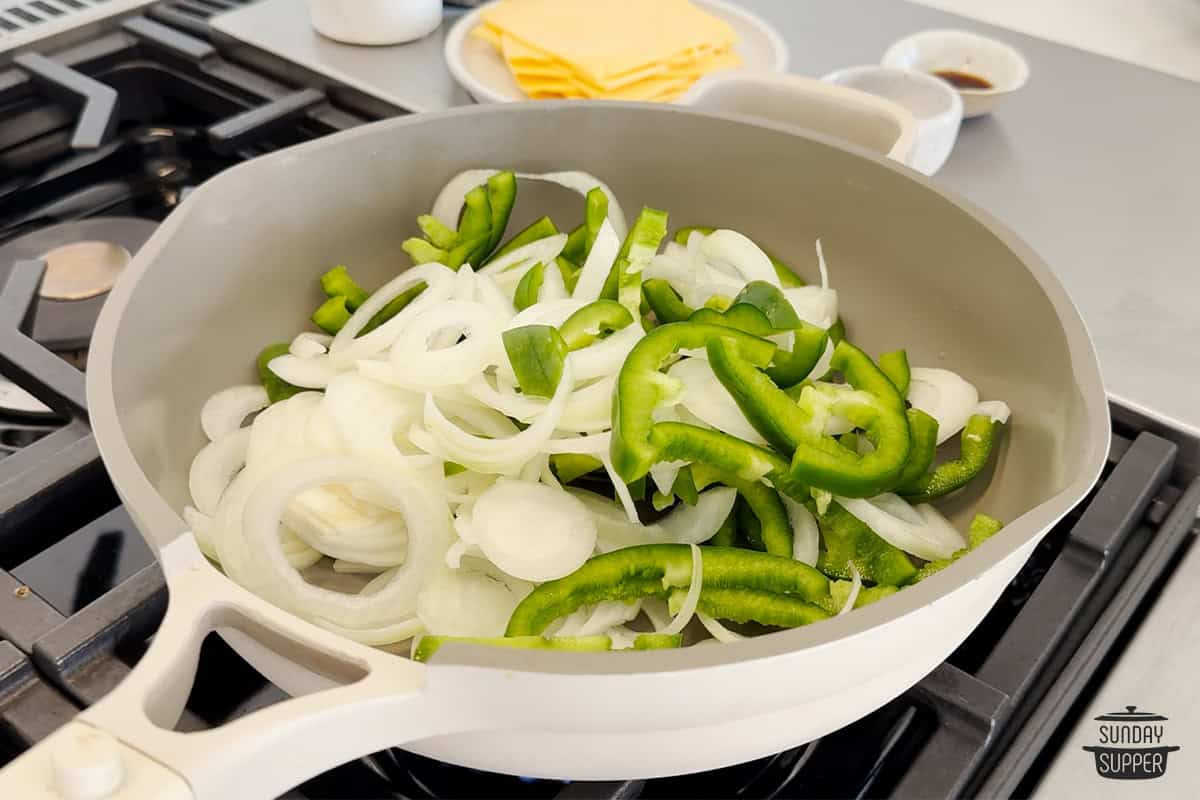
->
472;0;742;102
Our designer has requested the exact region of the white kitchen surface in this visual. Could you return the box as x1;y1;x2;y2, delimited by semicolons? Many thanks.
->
915;0;1200;82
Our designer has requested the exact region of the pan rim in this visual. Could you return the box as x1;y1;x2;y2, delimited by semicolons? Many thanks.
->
85;100;1109;675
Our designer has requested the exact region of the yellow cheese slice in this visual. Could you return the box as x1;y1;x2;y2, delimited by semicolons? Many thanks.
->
481;0;737;85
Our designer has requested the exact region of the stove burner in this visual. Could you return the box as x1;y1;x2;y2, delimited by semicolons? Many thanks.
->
40;241;131;301
0;217;157;350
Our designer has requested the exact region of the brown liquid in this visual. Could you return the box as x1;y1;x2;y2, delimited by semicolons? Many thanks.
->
932;69;993;90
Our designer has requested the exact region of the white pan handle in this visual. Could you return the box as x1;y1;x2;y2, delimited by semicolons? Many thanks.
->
0;538;481;800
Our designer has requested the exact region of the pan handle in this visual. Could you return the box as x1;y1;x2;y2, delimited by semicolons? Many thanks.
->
0;537;483;799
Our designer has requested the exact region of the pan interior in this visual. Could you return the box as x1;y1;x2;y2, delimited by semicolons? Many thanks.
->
100;103;1096;570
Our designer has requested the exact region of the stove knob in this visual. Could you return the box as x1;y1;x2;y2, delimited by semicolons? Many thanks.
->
50;727;124;800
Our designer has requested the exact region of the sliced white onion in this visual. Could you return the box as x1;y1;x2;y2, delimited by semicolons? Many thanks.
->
572;219;621;303
698;611;744;642
474;273;517;321
183;505;218;562
416;562;532;637
908;368;981;445
837;563;862;616
239;456;449;628
807;338;836;383
556;600;641;637
539;258;568;302
420;362;573;474
451;264;478;301
200;385;268;442
570;320;643;382
188;427;250;515
658;487;738;545
815;238;830;289
333;560;386;574
323;373;426;473
835;494;964;561
606;625;641;650
283;483;409;567
388;301;505;390
329;262;456;367
557;375;615;433
290;333;329;359
975;400;1012;424
700;230;779;287
603;453;640;525
663;544;703;635
642;597;672;632
783;496;819;566
313;616;424;646
543;431;611;455
470;478;597;582
668;357;767;445
783;286;839;330
431;170;627;240
479;233;568;277
267;353;341;389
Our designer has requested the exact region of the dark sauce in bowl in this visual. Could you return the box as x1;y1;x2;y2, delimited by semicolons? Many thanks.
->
932;69;993;90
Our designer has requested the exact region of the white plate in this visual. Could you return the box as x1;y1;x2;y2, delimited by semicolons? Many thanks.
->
444;0;789;104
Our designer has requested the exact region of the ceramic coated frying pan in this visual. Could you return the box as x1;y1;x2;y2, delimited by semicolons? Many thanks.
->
0;102;1108;799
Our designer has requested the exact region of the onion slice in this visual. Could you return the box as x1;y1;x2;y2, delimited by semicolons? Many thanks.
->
835;494;964;561
470;478;597;582
662;544;702;635
668;357;767;445
388;301;505;390
200;385;268;442
268;353;341;389
571;219;621;302
700;230;779;287
838;564;862;616
188;427;250;515
783;496;820;566
698;611;744;642
783;287;839;330
908;367;980;445
416;562;532;637
329;262;455;367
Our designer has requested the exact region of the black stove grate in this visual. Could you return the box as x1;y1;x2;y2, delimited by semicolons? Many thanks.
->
2;8;1200;800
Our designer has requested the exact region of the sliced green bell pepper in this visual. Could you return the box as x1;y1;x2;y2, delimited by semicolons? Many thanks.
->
814;581;900;614
895;409;939;487
642;279;694;324
413;634;612;662
707;337;807;455
611;322;775;483
319;265;369;311
484;170;516;254
900;414;1003;502
878;349;910;395
311;296;352;334
360;281;426;336
651;465;699;512
601;207;669;310
650;421;809;502
457;183;493;267
486;216;558;265
910;513;1004;583
814;501;917;585
556;256;581;294
550;453;603;483
787;341;912;497
513;262;546;311
506;543;830;636
583;186;608;256
672;587;830;627
502;324;568;398
417;214;458;250
561;224;587;265
402;237;446;265
632;632;683;650
257;342;304;404
558;299;634;350
707;507;739;547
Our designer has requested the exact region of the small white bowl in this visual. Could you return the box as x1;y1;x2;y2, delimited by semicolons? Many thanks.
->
882;29;1029;118
823;65;962;175
310;0;441;46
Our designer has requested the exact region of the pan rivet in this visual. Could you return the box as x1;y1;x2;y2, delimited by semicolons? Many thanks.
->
13;585;30;598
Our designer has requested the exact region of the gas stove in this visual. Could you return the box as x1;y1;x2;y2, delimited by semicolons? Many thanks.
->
0;5;1198;799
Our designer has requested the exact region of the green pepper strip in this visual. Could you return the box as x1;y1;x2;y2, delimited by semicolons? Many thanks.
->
895;409;939;487
484;171;516;255
506;543;830;636
311;296;352;334
558;299;633;350
878;349;910;395
611;322;775;483
556;256;581;294
814;500;917;585
413;634;611;662
601;207;669;309
673;226;805;288
402;237;446;265
513;262;546;311
910;513;1004;583
669;586;830;626
632;632;683;650
642;279;694;323
584;187;608;256
827;318;846;344
457;184;493;267
651;421;809;501
651;465;699;512
900;415;1002;503
692;462;792;557
417;215;458;250
485;216;558;265
707;337;808;456
736;496;763;550
502;324;568;399
319;265;370;310
561;224;587;265
814;582;899;615
787;341;911;497
257;343;304;404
